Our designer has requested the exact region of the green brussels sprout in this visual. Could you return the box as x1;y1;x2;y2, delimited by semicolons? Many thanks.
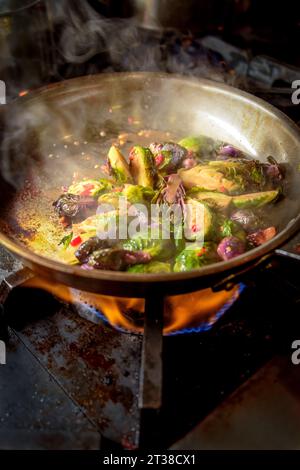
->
178;135;216;156
107;145;133;184
184;198;214;241
129;146;157;188
122;230;176;261
68;178;113;198
127;261;171;273
173;242;218;272
178;165;242;194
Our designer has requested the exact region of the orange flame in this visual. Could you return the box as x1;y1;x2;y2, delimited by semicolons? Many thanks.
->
24;277;240;334
18;90;29;97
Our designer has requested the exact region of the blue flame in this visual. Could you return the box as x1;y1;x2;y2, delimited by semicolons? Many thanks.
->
78;283;246;336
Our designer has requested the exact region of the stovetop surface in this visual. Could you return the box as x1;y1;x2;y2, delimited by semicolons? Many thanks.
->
1;244;300;449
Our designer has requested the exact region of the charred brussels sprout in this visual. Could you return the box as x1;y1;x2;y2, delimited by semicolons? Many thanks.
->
75;236;112;263
129;146;157;188
107;145;133;184
53;193;96;220
150;142;187;173
88;248;150;270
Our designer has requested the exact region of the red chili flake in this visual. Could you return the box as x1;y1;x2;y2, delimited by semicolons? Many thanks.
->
155;154;164;166
196;247;207;257
191;224;198;233
129;148;136;161
127;116;134;124
219;186;226;193
70;236;82;247
80;183;95;196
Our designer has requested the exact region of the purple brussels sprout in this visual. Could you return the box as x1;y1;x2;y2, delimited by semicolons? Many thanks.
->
182;157;197;169
230;209;260;232
217;236;245;261
219;144;241;158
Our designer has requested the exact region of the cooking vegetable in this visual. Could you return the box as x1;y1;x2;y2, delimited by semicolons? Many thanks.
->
218;144;241;158
127;261;171;273
232;190;279;209
184;198;213;241
122;231;176;261
58;232;73;249
107;145;133;183
129;146;157;188
75;236;112;263
178;135;215;156
174;242;218;272
178;165;241;193
230;209;261;231
188;190;232;210
247;227;276;246
68;178;113;197
88;248;151;270
150;142;187;173
217;236;245;261
53;133;284;273
53;193;96;220
156;174;185;206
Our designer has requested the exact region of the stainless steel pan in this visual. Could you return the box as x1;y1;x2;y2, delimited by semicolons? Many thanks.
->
0;72;300;297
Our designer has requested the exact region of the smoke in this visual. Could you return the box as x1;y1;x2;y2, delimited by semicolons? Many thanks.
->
0;0;239;189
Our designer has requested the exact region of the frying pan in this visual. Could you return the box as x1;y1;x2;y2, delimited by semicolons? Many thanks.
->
0;72;300;298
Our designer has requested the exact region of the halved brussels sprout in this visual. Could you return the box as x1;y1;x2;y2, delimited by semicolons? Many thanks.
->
129;146;157;188
107;145;133;184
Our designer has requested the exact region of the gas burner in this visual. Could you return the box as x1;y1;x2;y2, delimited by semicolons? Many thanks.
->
70;284;246;336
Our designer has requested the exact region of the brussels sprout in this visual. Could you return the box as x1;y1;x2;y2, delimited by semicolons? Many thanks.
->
174;242;218;272
127;261;171;273
53;193;96;221
247;227;276;247
129;146;157;188
122;230;176;261
217;236;245;261
184;198;214;241
107;145;133;184
218;217;246;242
178;165;241;194
178;135;215;156
188;190;232;210
98;191;124;209
68;178;113;197
88;248;151;270
208;159;270;189
230;209;261;231
218;144;241;158
232;190;279;209
150;142;187;173
75;236;112;263
122;184;154;204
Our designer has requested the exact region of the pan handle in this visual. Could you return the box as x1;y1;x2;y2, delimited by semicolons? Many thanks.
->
0;267;35;341
274;229;300;262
